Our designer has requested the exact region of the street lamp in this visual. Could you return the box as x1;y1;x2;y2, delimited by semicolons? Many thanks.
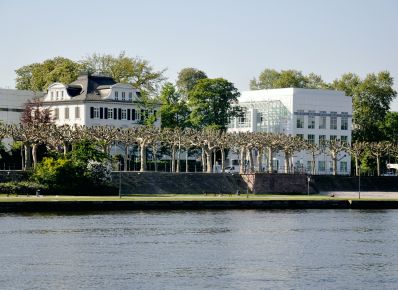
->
358;163;361;199
307;175;311;195
118;161;122;199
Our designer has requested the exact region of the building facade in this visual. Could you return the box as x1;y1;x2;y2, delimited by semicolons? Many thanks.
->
228;88;352;175
40;73;161;128
0;88;39;124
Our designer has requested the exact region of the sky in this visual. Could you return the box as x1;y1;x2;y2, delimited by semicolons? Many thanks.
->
0;0;397;109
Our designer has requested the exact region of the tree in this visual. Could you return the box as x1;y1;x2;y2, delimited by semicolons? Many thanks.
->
15;57;81;91
188;78;240;130
332;71;397;142
250;69;326;90
81;51;166;96
176;68;207;97
368;141;391;176
159;83;190;128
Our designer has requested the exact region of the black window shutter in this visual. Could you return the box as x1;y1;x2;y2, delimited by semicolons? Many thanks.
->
118;108;122;120
153;110;157;121
113;108;117;120
104;108;108;119
132;109;136;120
100;107;103;119
90;107;94;119
127;109;131;120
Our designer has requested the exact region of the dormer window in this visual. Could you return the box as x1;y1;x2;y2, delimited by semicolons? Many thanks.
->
61;91;64;99
128;92;132;101
122;92;126;101
56;91;59;100
115;91;119;100
50;91;54;100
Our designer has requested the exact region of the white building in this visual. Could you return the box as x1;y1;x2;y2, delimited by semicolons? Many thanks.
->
228;88;352;175
40;73;161;128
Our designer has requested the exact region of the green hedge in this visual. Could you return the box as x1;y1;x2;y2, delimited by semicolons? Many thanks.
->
0;181;48;195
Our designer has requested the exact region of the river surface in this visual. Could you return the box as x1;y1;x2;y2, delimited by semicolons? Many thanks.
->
1;210;398;290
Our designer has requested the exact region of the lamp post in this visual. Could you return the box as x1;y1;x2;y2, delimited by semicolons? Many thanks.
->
307;175;311;195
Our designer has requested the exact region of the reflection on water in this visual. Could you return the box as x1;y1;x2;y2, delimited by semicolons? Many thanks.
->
1;210;398;289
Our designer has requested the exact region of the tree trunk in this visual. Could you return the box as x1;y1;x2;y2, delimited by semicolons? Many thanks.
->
376;156;381;176
311;153;316;175
213;149;217;172
24;144;31;170
355;156;359;176
21;145;25;170
248;149;254;173
171;146;176;173
124;146;128;171
284;153;289;174
63;143;68;156
185;148;189;173
268;147;273;173
201;148;206;172
257;148;263;173
176;144;181;173
206;150;212;173
221;148;225;173
32;144;38;169
140;143;147;172
239;148;246;174
332;154;337;176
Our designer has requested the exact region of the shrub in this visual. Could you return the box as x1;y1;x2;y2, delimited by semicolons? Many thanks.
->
0;181;48;195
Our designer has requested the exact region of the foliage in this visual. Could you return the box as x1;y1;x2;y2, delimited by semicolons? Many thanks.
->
0;181;48;195
70;139;109;164
80;51;166;96
332;71;397;141
379;112;398;142
20;99;52;124
159;82;190;128
188;78;241;130
15;57;82;91
250;69;328;90
176;67;207;97
86;161;112;184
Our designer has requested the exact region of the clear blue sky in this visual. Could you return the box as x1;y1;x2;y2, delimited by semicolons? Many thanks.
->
1;0;397;109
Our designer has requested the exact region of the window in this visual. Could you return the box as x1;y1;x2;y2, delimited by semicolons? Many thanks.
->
122;92;126;101
330;135;337;141
340;161;348;173
75;107;80;119
107;107;113;119
319;111;326;129
121;108;127;120
330;111;337;130
65;107;69;119
319;135;326;146
318;161;325;172
329;161;333;173
128;92;133;101
296;110;304;128
50;91;54;100
308;110;315;129
307;134;315;144
341;135;348;145
54;108;59;120
115;91;119;100
56;91;59;100
296;134;304;140
341;112;348;130
94;108;100;118
61;91;64;99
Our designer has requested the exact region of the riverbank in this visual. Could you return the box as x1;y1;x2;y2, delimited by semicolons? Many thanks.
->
1;193;398;212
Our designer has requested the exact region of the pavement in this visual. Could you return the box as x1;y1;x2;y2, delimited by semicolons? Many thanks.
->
321;191;398;199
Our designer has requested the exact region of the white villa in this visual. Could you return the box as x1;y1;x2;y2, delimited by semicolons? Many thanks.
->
227;88;352;175
40;73;161;128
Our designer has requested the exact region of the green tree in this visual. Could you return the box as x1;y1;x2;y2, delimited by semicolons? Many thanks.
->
176;67;207;97
250;69;326;90
379;112;398;142
81;51;166;96
15;57;82;91
159;82;190;128
333;71;397;141
188;78;240;130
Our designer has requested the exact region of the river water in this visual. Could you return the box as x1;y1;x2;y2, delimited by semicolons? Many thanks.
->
1;210;398;290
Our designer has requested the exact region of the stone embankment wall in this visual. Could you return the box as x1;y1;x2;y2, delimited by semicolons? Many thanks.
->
111;172;398;195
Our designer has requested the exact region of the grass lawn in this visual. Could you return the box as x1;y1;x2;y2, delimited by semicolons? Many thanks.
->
0;193;396;202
